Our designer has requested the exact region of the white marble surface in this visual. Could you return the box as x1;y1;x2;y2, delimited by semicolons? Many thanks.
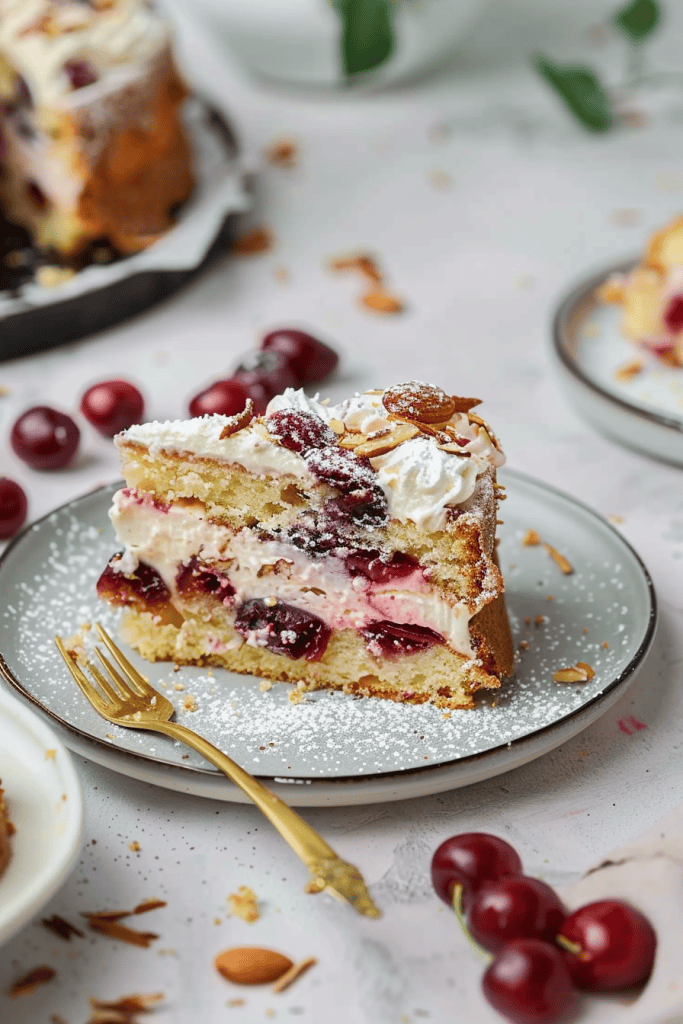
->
3;1;683;1021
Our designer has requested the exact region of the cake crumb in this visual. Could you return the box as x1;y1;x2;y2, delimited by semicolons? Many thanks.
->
228;886;259;923
519;640;530;650
45;749;56;760
534;615;546;627
603;641;609;648
614;360;643;382
260;680;273;692
429;168;452;189
521;529;540;546
0;385;9;396
266;138;298;168
129;841;140;851
543;543;573;574
583;627;588;635
274;264;291;285
233;225;273;256
546;594;554;601
607;514;624;524
228;999;246;1008
183;695;198;712
173;682;185;691
442;712;451;719
214;917;221;925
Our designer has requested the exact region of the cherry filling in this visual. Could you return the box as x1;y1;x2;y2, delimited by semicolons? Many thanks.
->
97;558;170;608
234;598;331;661
361;620;445;657
176;557;235;602
345;549;421;583
663;294;683;333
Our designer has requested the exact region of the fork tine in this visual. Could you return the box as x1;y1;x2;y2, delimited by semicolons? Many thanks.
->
55;637;112;717
94;648;139;700
95;623;154;695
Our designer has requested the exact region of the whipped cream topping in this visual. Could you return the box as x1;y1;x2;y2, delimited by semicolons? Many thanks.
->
0;0;167;107
110;490;475;654
119;385;504;530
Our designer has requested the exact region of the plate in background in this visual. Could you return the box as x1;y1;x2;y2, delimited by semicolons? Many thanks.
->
0;469;656;807
0;687;83;946
553;257;683;465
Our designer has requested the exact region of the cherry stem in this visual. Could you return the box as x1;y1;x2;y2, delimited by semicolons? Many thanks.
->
555;933;586;959
451;884;491;963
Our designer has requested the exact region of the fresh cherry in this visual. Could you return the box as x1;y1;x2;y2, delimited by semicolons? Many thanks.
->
234;598;331;661
483;938;575;1024
80;379;144;437
231;351;296;413
261;328;339;386
0;478;28;539
11;406;79;470
188;379;250;419
265;409;336;452
431;833;523;909
558;899;656;992
467;875;566;954
663;294;683;333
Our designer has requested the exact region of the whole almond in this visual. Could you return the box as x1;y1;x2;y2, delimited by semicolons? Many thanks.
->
214;947;293;986
383;382;456;424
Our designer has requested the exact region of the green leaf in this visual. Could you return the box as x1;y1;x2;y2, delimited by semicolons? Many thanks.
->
614;0;661;43
334;0;395;77
533;54;613;132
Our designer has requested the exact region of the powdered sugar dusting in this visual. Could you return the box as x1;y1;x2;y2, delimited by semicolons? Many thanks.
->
0;473;652;782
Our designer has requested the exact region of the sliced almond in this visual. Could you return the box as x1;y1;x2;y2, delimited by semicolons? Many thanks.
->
84;917;158;947
553;667;589;684
328;418;346;435
576;661;595;680
89;993;164;1013
7;966;56;997
219;400;254;440
337;432;367;450
437;442;471;456
522;529;541;547
272;956;317;994
233;225;273;256
215;947;293;986
330;253;383;283
355;423;420;457
543;543;573;575
614;360;644;382
361;288;404;314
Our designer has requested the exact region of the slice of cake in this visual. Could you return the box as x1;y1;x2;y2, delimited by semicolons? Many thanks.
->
599;214;683;365
97;382;514;709
0;782;11;878
0;0;193;262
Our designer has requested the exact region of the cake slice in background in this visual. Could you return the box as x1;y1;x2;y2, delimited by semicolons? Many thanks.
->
97;383;514;710
599;214;683;365
0;782;11;878
0;0;193;262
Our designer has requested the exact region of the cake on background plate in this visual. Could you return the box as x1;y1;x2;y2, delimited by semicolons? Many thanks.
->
600;213;683;365
97;382;514;710
0;0;193;263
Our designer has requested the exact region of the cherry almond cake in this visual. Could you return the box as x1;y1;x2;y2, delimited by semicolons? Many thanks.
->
97;382;514;709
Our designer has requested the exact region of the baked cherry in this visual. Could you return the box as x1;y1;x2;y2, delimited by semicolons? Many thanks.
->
663;294;683;333
188;379;250;419
431;833;523;909
361;620;444;657
483;938;575;1024
96;559;170;608
80;379;144;437
231;351;296;413
11;406;79;470
261;328;339;386
234;598;331;661
265;409;336;452
0;478;28;539
558;899;656;991
345;549;420;583
64;60;97;89
467;875;566;953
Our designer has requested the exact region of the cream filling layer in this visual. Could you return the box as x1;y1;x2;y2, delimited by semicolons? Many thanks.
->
110;490;475;656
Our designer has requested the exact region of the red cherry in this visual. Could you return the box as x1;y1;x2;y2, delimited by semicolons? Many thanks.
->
261;328;339;386
467;875;566;954
231;351;296;413
483;938;576;1024
64;60;97;89
558;899;656;991
0;477;28;539
664;294;683;333
80;379;144;437
11;406;79;470
188;379;250;418
431;833;523;909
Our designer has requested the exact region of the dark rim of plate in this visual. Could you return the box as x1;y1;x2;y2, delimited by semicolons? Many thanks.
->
0;468;657;788
552;256;683;436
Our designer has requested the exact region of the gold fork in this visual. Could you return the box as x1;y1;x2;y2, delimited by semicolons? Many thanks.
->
55;624;380;919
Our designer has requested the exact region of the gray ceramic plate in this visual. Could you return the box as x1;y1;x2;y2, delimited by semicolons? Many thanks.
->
0;469;655;807
553;257;683;465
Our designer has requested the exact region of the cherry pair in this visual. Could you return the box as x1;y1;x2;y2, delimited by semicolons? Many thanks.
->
431;833;656;1024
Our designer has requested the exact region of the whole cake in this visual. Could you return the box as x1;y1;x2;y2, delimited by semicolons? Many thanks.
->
600;214;683;365
0;782;11;878
97;383;514;709
0;0;193;262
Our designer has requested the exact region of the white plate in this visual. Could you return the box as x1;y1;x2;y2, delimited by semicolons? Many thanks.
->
552;258;683;465
0;687;83;946
0;469;655;807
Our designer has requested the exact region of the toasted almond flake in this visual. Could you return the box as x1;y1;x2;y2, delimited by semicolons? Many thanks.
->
228;886;259;923
219;400;254;439
543;543;573;574
90;992;163;1013
437;442;471;456
546;594;554;601
355;423;420;457
41;914;84;941
337;432;366;450
272;956;317;994
576;661;595;680
85;917;158;947
233;225;273;256
329;253;383;284
265;138;298;168
7;966;56;997
133;899;167;915
361;288;404;314
522;529;541;546
45;748;56;759
327;419;345;435
82;909;130;921
553;667;589;684
603;641;609;648
614;360;644;382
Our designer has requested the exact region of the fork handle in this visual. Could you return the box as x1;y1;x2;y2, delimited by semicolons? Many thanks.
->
141;720;337;868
